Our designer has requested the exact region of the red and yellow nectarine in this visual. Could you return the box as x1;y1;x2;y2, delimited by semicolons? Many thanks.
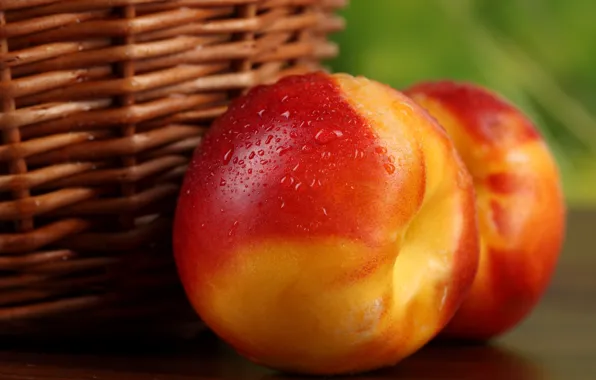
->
173;73;479;374
405;80;566;341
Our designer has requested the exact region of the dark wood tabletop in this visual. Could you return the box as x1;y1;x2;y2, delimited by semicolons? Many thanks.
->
0;209;594;380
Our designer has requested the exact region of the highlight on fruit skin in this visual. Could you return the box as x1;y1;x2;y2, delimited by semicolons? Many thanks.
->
173;72;480;375
405;80;566;341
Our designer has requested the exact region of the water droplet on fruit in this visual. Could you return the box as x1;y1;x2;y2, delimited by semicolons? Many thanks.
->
223;148;234;165
384;163;396;174
249;152;256;159
277;146;291;156
322;207;328;216
321;151;331;159
315;129;343;144
375;146;387;154
258;109;265;117
294;182;302;191
219;179;227;186
301;144;312;153
281;111;290;118
290;131;298;139
248;168;253;174
265;135;273;144
281;175;295;186
238;160;245;165
228;221;239;237
258;150;265;156
232;157;238;164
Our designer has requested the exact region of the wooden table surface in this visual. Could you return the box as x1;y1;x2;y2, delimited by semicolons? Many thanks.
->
0;209;594;380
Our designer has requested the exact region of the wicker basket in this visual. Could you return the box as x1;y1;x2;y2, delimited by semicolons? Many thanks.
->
0;0;344;339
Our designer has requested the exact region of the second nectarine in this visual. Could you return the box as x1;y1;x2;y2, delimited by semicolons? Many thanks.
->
405;80;566;341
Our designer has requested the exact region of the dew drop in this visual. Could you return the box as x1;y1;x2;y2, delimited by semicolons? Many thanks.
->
281;111;290;118
258;109;265;117
322;207;328;216
277;146;291;156
228;220;239;237
248;169;253;174
281;95;288;102
265;135;273;144
238;160;245;165
223;148;234;165
258;150;265;156
232;157;238;164
315;129;343;144
294;182;302;191
281;175;295;186
249;151;256;159
219;179;227;186
384;163;396;174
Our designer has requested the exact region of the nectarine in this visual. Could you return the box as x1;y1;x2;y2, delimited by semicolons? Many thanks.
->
405;80;566;340
173;73;479;374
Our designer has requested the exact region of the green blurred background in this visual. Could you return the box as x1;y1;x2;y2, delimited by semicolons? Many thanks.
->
327;0;596;208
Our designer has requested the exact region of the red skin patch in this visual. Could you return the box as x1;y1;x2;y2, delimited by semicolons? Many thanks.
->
486;172;530;195
174;72;420;290
406;81;540;146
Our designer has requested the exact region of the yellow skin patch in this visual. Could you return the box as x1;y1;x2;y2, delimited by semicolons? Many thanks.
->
182;74;479;374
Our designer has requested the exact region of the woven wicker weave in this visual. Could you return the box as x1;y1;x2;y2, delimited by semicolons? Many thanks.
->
0;0;344;338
